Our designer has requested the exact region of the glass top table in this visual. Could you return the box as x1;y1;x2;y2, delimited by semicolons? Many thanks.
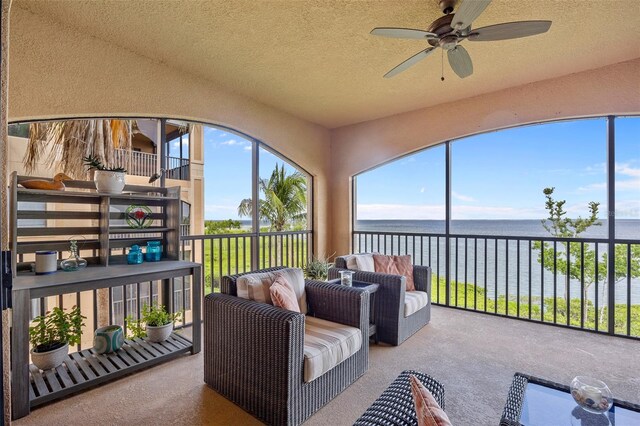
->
501;373;640;426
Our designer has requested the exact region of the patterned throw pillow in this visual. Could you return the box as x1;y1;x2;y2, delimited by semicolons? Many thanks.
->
409;374;452;426
270;274;301;313
372;254;415;291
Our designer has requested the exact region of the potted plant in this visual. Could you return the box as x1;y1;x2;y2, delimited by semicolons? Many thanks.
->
84;155;127;194
303;254;334;281
126;303;181;343
29;306;86;370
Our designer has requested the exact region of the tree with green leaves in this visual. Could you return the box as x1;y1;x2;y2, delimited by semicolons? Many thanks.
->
534;187;640;326
205;219;242;235
237;163;307;231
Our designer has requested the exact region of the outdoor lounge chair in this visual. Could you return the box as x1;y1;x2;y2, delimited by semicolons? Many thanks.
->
329;254;432;346
354;370;446;425
204;266;370;426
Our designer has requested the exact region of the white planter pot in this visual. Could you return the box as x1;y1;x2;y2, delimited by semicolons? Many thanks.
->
94;170;126;194
146;323;173;342
31;342;69;371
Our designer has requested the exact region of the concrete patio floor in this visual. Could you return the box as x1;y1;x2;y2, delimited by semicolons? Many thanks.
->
15;306;640;425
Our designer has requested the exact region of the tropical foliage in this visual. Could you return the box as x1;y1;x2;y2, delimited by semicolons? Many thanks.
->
237;163;307;231
303;255;334;280
25;119;132;178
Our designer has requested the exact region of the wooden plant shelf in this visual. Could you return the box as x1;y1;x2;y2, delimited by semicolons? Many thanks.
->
29;333;193;408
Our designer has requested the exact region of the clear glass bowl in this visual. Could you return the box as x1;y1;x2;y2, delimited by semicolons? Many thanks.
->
570;376;613;414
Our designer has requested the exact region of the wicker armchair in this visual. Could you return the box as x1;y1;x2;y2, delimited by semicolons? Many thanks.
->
354;370;445;425
205;267;370;426
329;256;431;346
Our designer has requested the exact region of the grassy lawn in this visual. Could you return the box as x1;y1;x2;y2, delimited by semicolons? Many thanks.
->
431;275;640;337
199;235;308;294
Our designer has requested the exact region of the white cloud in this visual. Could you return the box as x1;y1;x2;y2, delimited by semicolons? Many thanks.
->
205;204;237;215
579;163;640;192
221;139;239;146
452;191;476;202
577;182;606;192
243;145;252;152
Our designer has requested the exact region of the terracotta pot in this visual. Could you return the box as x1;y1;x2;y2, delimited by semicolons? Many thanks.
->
94;170;125;194
146;322;173;342
31;342;69;371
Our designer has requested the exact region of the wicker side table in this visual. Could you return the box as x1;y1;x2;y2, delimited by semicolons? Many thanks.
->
327;279;379;343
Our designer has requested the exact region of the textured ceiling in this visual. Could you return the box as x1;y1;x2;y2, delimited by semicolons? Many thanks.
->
13;0;640;128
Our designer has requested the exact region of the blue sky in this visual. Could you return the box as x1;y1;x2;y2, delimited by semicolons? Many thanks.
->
355;117;639;220
203;126;301;221
200;117;638;222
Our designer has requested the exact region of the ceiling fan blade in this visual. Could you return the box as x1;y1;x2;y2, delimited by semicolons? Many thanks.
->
371;27;438;40
451;0;492;30
469;20;552;41
384;48;437;78
447;45;473;78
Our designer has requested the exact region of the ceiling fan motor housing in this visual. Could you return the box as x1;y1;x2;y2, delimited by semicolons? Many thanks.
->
437;0;458;15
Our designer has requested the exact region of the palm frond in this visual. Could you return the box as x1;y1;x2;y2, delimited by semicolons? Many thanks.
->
23;119;133;179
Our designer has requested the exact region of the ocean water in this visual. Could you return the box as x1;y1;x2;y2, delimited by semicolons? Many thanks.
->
355;220;640;305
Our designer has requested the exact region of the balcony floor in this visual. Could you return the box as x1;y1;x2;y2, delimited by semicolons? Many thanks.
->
15;306;639;425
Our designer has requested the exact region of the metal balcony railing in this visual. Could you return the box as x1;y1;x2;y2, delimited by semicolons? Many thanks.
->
166;156;190;181
352;230;640;339
114;149;157;177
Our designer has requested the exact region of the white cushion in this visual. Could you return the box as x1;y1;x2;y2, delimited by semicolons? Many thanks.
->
303;316;362;382
344;254;375;272
236;268;307;314
404;291;429;317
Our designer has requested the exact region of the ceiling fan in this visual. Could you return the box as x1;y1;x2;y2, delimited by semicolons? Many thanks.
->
371;0;552;79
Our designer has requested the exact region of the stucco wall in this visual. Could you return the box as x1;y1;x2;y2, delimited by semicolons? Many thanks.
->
7;6;332;254
329;58;640;257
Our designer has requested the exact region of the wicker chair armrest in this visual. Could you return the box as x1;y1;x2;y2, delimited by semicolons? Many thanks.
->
221;266;288;295
204;293;306;391
413;265;432;294
305;280;369;330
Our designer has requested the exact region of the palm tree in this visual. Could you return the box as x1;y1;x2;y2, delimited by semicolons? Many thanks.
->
24;119;131;178
238;164;307;231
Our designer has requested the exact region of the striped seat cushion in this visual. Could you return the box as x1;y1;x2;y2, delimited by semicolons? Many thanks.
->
303;316;362;383
405;291;429;317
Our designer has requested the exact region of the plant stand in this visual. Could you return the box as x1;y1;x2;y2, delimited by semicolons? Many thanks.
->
11;260;202;419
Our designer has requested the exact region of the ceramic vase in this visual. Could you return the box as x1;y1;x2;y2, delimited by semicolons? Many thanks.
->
93;325;124;354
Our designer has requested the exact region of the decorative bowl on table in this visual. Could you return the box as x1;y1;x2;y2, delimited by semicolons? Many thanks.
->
570;376;613;414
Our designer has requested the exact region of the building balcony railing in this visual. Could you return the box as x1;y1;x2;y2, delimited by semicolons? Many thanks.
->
352;230;640;339
114;148;157;177
166;156;190;181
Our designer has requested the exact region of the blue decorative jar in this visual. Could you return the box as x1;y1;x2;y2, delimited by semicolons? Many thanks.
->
93;325;124;354
127;245;143;264
145;241;162;262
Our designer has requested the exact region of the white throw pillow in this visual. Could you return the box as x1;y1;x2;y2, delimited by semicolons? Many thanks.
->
344;254;375;272
355;254;375;272
236;268;307;314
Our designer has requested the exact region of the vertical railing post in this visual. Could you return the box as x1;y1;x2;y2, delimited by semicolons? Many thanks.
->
606;116;616;335
445;141;452;306
251;141;260;271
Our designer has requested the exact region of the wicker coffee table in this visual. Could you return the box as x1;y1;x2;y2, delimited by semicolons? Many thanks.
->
500;373;640;426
